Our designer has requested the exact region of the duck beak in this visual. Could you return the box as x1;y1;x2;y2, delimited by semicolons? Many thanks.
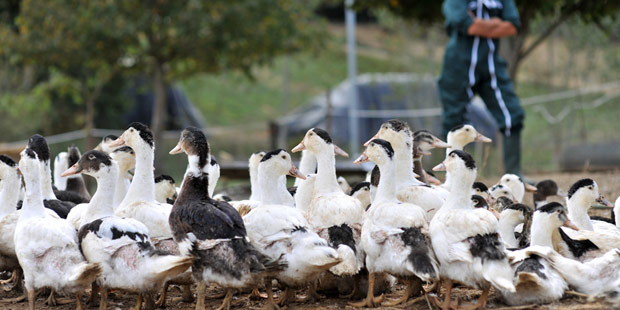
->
353;153;369;164
597;196;614;208
169;143;183;155
486;195;495;206
291;141;305;153
108;136;125;147
363;133;379;147
432;139;450;149
288;164;306;180
333;144;349;158
563;219;580;231
525;183;537;192
474;133;492;143
61;163;82;177
556;188;568;198
432;162;446;171
422;150;432;156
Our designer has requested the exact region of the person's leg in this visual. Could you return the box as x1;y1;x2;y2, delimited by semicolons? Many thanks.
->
476;61;525;176
438;75;472;138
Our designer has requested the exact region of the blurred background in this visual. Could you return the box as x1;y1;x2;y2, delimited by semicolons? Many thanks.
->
0;0;619;187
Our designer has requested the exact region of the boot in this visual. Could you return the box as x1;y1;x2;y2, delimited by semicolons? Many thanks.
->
503;130;534;185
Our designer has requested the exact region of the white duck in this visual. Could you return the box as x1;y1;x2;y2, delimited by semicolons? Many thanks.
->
349;182;371;211
497;173;537;203
441;125;492;192
95;134;121;154
365;120;445;220
243;149;341;307
14;148;101;310
66;145;136;230
429;150;515;310
500;203;571;305
53;151;69;191
169;127;284;310
292;128;365;276
62;150;192;310
154;175;177;204
108;123;173;240
565;178;617;235
350;139;438;307
230;151;266;215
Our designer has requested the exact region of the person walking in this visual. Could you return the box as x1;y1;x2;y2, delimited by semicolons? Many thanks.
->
438;0;526;178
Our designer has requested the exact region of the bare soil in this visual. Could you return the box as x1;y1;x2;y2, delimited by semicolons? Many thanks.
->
2;170;618;310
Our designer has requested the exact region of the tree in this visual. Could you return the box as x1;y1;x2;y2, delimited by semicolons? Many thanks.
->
355;0;620;83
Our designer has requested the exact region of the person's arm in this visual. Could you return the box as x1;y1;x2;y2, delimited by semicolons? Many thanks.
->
443;0;474;35
467;16;517;38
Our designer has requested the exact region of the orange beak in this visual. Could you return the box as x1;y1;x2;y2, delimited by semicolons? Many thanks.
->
333;144;349;158
169;143;183;155
563;219;580;231
108;136;125;147
474;133;492;143
288;164;306;180
61;163;82;177
363;132;379;147
432;162;446;172
353;153;369;164
291;141;306;153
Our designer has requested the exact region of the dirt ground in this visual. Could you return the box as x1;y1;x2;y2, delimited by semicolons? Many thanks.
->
1;170;619;310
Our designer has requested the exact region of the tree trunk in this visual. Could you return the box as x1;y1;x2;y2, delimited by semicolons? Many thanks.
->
151;61;167;170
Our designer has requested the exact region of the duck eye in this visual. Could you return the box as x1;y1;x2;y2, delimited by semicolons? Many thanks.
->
309;133;313;136
465;128;470;131
588;186;593;190
88;154;95;160
281;155;286;159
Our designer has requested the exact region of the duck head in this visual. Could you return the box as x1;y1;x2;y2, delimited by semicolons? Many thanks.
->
567;178;613;209
447;124;492;150
292;128;348;157
249;151;266;172
110;146;136;174
260;149;305;180
535;202;579;231
27;134;51;163
413;130;450;155
490;184;518;203
61;150;116;180
19;148;40;179
364;119;412;152
170;126;210;175
110;122;154;151
354;138;395;167
0;155;18;180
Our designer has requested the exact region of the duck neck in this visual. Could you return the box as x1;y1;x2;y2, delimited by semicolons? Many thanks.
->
444;169;476;209
176;158;210;206
122;146;155;205
412;155;427;184
53;164;67;191
498;214;520;248
113;173;131;209
83;167;118;224
393;142;424;186
313;145;341;194
21;169;46;218
374;159;398;204
257;166;284;205
294;150;316;186
40;160;57;200
446;135;465;155
530;216;556;248
566;196;594;230
249;162;260;201
0;169;21;218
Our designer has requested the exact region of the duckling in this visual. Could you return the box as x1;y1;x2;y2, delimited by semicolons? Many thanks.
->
15;148;101;310
350;139;437;307
155;175;177;204
169;127;285;310
292;128;365;277
498;174;537;203
500;203;570;305
430;150;515;310
62;150;192;310
349;182;371;211
243;149;340;308
533;179;567;208
365;120;445;220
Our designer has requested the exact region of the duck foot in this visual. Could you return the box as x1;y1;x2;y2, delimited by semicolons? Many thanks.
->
383;277;422;306
249;287;268;300
299;282;321;303
205;289;227;300
44;290;73;306
452;289;489;310
214;289;234;310
195;282;206;310
348;272;384;308
277;288;297;306
1;293;27;303
155;283;169;308
0;271;17;287
429;279;457;310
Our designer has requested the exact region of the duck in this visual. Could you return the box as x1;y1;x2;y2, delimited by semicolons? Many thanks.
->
0;155;23;291
53;151;69;191
14;148;101;310
497;173;537;203
292;128;365;277
338;176;352;194
178;150;220;198
294;173;316;213
65;146;136;230
533;179;566;208
564;178;618;235
108;123;173;240
54;145;91;204
62;150;192;310
441;125;492;192
243;149;341;308
365;120;445;220
349;182;371;211
20;134;75;218
498;202;532;249
95;134;120;154
412;129;450;185
230;151;266;215
155;175;177;204
168;127;284;310
472;182;492;205
429;150;515;310
350;139;437;307
489;184;518;203
294;150;316;187
500;202;570;305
